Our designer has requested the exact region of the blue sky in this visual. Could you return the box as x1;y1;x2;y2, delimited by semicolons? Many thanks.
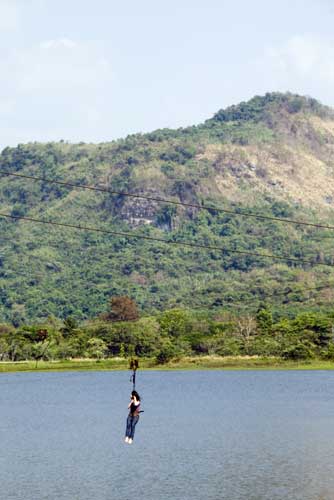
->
0;0;333;150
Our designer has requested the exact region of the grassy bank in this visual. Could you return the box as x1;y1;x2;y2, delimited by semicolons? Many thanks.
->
1;356;334;373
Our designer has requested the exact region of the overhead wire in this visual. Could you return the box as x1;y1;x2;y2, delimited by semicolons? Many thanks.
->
1;212;332;281
0;254;333;313
1;169;334;231
1;170;334;313
0;211;332;267
1;169;332;265
213;282;334;309
1;222;333;312
169;277;333;310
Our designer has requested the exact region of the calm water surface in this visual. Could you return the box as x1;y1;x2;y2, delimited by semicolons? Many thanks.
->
1;370;334;500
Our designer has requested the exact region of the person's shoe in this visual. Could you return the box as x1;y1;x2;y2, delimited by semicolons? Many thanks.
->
125;437;129;443
128;438;133;444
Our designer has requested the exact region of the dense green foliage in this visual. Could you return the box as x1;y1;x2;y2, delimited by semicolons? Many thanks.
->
1;307;334;363
210;92;332;124
0;92;334;324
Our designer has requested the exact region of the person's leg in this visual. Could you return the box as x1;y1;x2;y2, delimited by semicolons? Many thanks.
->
125;415;132;441
129;416;139;441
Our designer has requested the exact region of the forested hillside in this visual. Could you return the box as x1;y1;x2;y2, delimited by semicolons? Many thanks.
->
1;92;334;325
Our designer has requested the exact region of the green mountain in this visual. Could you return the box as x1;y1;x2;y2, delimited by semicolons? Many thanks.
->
1;91;334;325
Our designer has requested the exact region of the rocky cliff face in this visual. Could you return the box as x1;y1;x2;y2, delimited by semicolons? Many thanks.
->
101;92;334;227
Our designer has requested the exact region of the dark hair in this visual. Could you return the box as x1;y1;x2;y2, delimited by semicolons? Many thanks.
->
131;390;141;401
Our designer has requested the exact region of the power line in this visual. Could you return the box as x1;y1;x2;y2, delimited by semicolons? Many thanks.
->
178;281;334;309
160;282;334;313
0;219;287;245
1;257;333;312
0;211;332;267
225;282;334;308
1;235;333;312
2;169;334;231
262;282;334;299
0;229;252;278
3;232;330;300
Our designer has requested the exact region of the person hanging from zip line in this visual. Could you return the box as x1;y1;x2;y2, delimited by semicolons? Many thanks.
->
124;390;141;444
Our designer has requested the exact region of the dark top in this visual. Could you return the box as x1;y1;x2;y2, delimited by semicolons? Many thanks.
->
129;401;140;416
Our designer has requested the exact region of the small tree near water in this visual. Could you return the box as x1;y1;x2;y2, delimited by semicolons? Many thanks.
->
31;340;51;368
236;315;257;354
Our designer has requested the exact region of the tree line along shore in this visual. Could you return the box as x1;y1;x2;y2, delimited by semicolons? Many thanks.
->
1;296;334;371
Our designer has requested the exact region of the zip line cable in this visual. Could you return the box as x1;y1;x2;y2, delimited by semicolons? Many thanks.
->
0;262;333;312
199;282;334;310
0;220;291;244
189;281;334;309
1;222;333;289
256;282;334;300
1;173;333;313
0;240;333;310
2;230;332;294
0;211;331;267
2;169;334;231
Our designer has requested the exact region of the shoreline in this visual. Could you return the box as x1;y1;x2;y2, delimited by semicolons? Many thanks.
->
1;356;334;373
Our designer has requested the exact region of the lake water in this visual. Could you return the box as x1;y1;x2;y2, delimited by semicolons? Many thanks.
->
1;370;334;500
